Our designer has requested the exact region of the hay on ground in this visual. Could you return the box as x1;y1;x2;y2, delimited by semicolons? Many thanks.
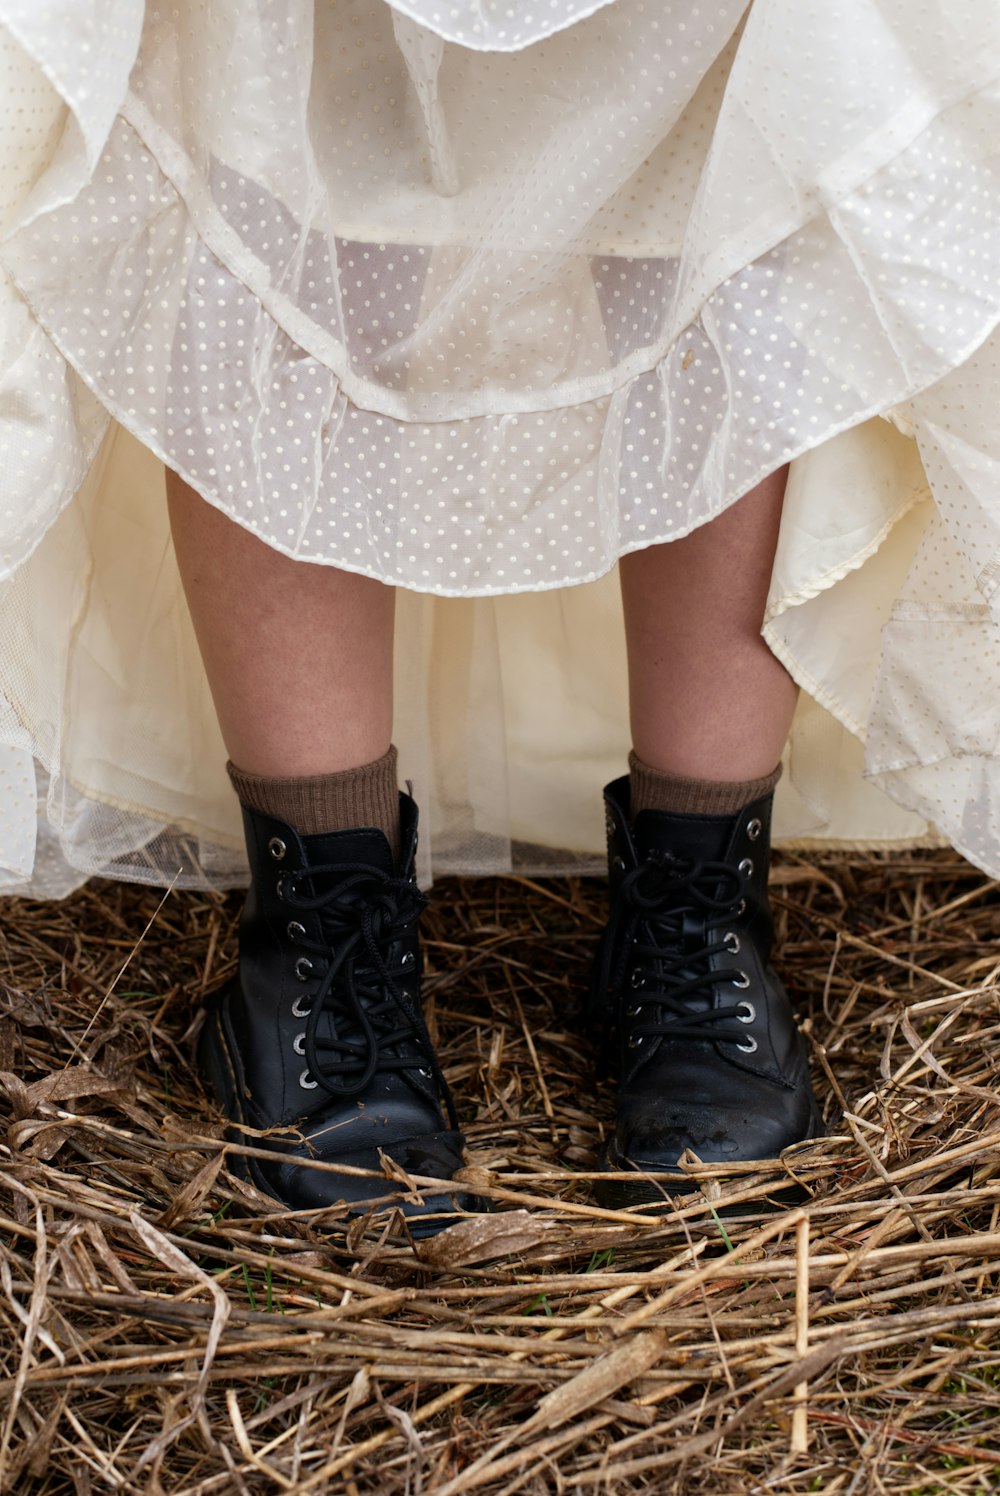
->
1;849;1000;1492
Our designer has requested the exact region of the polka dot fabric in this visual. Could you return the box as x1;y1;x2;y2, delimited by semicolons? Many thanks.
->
2;0;1000;891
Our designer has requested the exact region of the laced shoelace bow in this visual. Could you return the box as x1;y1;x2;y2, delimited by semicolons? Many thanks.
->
594;853;756;1056
279;862;459;1129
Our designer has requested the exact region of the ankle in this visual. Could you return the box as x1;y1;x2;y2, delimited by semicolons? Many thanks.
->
628;751;781;818
227;746;402;864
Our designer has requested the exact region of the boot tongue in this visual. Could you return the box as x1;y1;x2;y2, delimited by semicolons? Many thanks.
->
299;824;396;878
631;808;735;867
629;809;738;995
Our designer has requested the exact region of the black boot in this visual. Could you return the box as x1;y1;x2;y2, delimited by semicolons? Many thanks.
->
590;776;823;1208
198;792;471;1235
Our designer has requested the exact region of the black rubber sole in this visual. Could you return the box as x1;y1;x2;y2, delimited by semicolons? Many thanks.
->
592;1164;812;1215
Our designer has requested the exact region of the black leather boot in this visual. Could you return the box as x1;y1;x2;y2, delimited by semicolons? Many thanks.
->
590;776;823;1207
198;792;471;1235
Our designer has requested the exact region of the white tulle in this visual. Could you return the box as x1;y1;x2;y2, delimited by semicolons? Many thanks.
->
3;0;1000;892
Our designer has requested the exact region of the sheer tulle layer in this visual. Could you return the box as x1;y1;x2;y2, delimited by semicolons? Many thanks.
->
2;0;1000;891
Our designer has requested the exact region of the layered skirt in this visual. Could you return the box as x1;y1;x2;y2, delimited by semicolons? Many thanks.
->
2;0;1000;892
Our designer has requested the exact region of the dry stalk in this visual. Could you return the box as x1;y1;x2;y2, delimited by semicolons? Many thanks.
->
0;848;998;1492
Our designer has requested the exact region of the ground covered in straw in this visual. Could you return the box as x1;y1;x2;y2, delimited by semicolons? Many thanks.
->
2;850;1000;1493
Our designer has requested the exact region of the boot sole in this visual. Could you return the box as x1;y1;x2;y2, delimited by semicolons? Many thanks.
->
593;1166;810;1215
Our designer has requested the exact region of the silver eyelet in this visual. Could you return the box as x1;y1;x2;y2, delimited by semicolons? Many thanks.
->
738;858;754;879
733;971;751;990
612;855;625;874
724;932;740;954
418;1067;432;1078
268;837;286;861
605;814;615;838
628;1033;645;1049
287;921;306;941
736;898;747;916
736;1000;756;1024
299;1070;318;1090
400;950;416;968
292;1033;306;1056
291;996;312;1019
295;956;314;981
746;818;762;841
736;1035;758;1054
625;1003;643;1018
630;967;645;990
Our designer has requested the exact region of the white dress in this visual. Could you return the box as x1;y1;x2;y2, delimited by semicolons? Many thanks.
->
2;0;1000;893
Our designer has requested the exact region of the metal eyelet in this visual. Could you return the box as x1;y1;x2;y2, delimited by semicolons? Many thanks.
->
736;1000;756;1024
724;931;740;954
605;814;615;838
746;818;762;841
736;898;747;916
400;950;416;968
291;996;312;1019
628;1033;645;1049
630;967;645;990
268;837;286;861
738;858;754;879
287;921;306;941
736;1035;758;1054
625;1003;643;1018
733;971;751;990
292;1033;306;1056
612;855;625;874
295;956;314;982
418;1067;432;1079
299;1070;318;1090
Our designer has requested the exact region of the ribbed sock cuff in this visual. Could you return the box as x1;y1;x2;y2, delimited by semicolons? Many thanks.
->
227;746;401;864
628;750;782;818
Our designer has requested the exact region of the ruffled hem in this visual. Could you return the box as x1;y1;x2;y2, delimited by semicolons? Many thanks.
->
7;70;1000;596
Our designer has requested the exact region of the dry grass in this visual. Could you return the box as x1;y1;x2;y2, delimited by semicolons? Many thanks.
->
2;849;1000;1493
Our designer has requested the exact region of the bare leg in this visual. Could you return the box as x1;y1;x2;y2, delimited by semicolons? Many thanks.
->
619;466;795;781
174;472;466;1225
166;473;395;775
596;468;821;1208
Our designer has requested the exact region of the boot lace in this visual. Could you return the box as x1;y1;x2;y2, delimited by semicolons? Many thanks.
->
594;853;755;1056
279;863;459;1129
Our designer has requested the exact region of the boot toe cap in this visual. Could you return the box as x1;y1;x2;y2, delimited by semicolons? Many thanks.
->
614;1099;815;1171
255;1127;477;1230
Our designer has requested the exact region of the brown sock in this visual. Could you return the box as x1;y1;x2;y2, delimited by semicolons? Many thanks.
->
227;746;401;864
628;750;781;818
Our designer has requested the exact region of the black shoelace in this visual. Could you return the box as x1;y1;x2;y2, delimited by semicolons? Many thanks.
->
279;862;459;1129
594;854;754;1053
